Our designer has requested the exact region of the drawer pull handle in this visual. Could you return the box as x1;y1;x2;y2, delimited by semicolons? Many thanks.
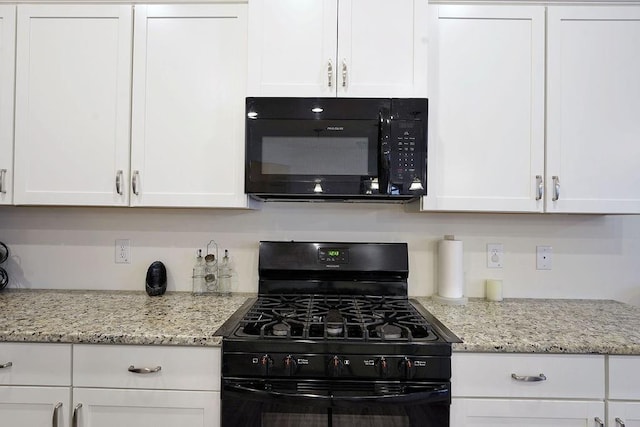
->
511;373;547;382
616;418;626;427
595;417;604;427
52;402;63;427
0;361;12;369
128;365;162;374
72;403;82;427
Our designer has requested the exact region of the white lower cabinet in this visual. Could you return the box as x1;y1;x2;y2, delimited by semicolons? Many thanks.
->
72;388;219;427
608;356;640;427
0;387;71;427
0;343;72;426
72;344;221;427
452;399;605;426
451;353;605;427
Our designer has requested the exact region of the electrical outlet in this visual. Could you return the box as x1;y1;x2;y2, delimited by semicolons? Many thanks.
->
487;243;504;268
536;246;552;270
115;239;130;264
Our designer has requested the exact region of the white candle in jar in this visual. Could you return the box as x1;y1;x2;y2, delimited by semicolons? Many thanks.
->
485;279;503;302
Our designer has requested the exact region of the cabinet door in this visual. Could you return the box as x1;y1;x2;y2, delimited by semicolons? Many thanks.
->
0;387;70;427
421;5;545;212
131;4;249;208
73;388;219;427
452;398;604;427
337;0;428;97
13;5;132;206
547;6;640;213
609;402;640;427
0;6;15;205
247;0;337;96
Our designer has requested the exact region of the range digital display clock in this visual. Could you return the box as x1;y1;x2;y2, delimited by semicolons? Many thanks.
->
318;248;349;264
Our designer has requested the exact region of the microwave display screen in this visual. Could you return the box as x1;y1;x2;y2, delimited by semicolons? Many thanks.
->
261;136;371;176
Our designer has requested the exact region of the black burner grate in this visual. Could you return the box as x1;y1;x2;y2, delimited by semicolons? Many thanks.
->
234;295;439;342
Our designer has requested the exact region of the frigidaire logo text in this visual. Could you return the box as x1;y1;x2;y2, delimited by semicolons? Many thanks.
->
326;126;344;131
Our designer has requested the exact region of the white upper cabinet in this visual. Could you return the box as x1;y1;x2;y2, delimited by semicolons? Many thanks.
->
0;6;15;205
422;5;545;212
13;5;132;206
247;0;428;97
546;6;640;214
131;4;249;208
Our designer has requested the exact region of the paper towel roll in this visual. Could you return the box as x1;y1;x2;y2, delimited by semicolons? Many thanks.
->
437;237;464;299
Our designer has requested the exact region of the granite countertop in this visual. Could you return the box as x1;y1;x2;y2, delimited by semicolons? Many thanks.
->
414;297;640;355
2;290;640;354
0;289;251;346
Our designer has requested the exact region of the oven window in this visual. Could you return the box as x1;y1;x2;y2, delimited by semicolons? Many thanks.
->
262;411;328;427
261;411;409;427
261;136;371;176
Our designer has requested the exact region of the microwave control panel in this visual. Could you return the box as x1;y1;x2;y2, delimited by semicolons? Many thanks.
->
390;121;423;183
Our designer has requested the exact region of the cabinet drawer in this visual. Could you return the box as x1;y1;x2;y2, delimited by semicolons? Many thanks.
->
73;344;220;391
609;355;640;400
0;342;71;386
452;353;604;399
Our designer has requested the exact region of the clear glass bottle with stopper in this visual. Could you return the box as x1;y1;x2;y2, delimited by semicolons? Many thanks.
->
203;239;219;293
192;249;207;295
218;249;234;296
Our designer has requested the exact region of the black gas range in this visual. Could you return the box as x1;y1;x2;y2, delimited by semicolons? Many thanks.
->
216;241;461;427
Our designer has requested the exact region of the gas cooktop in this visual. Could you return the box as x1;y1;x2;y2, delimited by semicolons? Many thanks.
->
231;294;441;342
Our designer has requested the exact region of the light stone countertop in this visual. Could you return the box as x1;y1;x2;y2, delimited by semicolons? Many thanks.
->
0;289;251;346
414;297;640;355
2;290;640;354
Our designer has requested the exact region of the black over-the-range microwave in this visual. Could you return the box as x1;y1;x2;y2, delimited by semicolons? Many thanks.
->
245;97;428;202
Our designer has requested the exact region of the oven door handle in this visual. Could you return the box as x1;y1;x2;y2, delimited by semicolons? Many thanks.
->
224;382;450;405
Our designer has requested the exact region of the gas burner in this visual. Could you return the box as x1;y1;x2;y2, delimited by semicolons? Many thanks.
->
375;324;402;339
272;323;289;337
325;308;344;337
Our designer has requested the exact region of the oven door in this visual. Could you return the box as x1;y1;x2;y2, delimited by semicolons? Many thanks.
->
222;378;450;427
245;118;385;198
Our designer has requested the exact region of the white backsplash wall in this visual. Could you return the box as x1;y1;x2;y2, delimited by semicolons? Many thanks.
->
1;204;639;305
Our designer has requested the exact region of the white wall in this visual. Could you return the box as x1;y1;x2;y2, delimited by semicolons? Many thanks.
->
1;204;639;305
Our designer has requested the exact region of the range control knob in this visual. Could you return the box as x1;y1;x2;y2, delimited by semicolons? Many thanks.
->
283;355;298;376
259;354;273;376
375;357;389;378
399;357;417;379
328;356;344;377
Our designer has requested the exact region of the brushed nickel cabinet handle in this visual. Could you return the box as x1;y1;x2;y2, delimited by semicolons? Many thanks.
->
616;417;626;427
128;365;161;374
328;59;333;88
536;175;543;200
115;170;124;195
511;373;547;382
0;361;12;368
552;176;560;201
52;402;63;427
132;170;140;195
72;403;82;427
342;59;347;88
0;169;6;193
594;417;604;427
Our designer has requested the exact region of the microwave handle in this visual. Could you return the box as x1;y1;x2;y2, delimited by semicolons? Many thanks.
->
378;108;391;194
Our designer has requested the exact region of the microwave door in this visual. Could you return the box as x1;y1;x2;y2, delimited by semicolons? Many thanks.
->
246;119;379;196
